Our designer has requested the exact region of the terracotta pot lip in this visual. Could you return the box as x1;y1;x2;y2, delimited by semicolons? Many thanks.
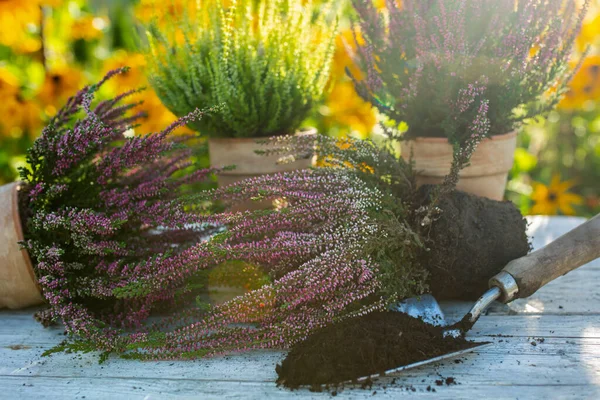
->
10;182;42;296
403;130;517;144
208;128;317;143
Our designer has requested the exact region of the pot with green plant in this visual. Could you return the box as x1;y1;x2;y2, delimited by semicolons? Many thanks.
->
350;0;588;200
145;0;337;188
0;68;223;353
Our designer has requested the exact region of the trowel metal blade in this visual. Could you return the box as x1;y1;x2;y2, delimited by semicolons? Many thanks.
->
354;342;492;383
389;294;447;326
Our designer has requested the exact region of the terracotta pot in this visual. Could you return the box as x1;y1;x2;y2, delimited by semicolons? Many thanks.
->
400;131;517;201
208;129;317;186
0;182;43;309
208;129;317;210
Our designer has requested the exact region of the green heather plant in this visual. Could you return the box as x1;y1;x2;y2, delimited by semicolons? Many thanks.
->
350;0;589;142
145;0;338;138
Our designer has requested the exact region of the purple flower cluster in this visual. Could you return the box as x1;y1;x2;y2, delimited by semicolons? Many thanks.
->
351;0;589;142
19;69;218;350
110;134;436;359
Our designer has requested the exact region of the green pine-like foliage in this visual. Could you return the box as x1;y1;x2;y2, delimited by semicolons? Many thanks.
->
145;0;338;138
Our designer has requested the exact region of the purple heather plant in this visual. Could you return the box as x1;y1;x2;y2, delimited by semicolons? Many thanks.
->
18;68;220;353
350;0;589;142
55;128;481;360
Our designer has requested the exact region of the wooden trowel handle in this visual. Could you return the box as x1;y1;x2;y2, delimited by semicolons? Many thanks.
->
500;214;600;300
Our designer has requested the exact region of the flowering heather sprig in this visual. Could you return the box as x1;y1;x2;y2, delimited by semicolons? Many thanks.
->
43;126;478;358
351;0;589;142
18;69;219;350
99;133;446;359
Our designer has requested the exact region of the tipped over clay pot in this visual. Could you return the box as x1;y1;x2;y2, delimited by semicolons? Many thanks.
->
0;182;43;309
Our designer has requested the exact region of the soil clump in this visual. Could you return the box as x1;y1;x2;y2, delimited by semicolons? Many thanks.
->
419;186;530;300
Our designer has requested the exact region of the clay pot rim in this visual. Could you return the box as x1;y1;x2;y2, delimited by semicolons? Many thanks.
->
207;128;317;144
11;183;40;294
404;130;517;144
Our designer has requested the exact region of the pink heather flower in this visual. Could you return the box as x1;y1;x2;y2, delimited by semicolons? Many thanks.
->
19;69;219;348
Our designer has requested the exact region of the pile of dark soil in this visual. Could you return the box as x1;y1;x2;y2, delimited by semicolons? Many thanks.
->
420;186;530;300
276;311;476;388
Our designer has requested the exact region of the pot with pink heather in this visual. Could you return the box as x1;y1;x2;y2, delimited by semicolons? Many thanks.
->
0;69;222;353
350;0;587;201
145;0;338;209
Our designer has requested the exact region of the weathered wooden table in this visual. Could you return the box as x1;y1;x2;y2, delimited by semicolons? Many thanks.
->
1;216;599;399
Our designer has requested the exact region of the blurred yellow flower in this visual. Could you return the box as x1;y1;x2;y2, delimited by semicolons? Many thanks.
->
0;97;23;137
358;162;375;174
332;29;365;80
322;27;378;138
15;37;43;54
37;67;84;109
102;52;147;90
530;174;584;216
18;97;43;134
39;0;64;6
559;55;600;110
135;0;194;24
323;81;377;138
71;16;105;41
374;0;401;10
0;0;62;48
136;90;194;135
0;68;20;96
102;51;192;136
0;1;40;49
576;14;600;52
0;94;42;138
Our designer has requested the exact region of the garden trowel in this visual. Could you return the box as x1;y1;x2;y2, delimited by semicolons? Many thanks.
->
357;213;600;382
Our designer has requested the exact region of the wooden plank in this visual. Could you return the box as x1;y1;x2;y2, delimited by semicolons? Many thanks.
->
2;374;598;400
2;335;599;382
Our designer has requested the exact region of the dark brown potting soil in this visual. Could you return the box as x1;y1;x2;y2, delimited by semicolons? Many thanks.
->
276;311;477;388
419;186;530;300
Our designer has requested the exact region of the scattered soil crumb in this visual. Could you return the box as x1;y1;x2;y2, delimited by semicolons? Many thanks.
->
445;377;456;385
